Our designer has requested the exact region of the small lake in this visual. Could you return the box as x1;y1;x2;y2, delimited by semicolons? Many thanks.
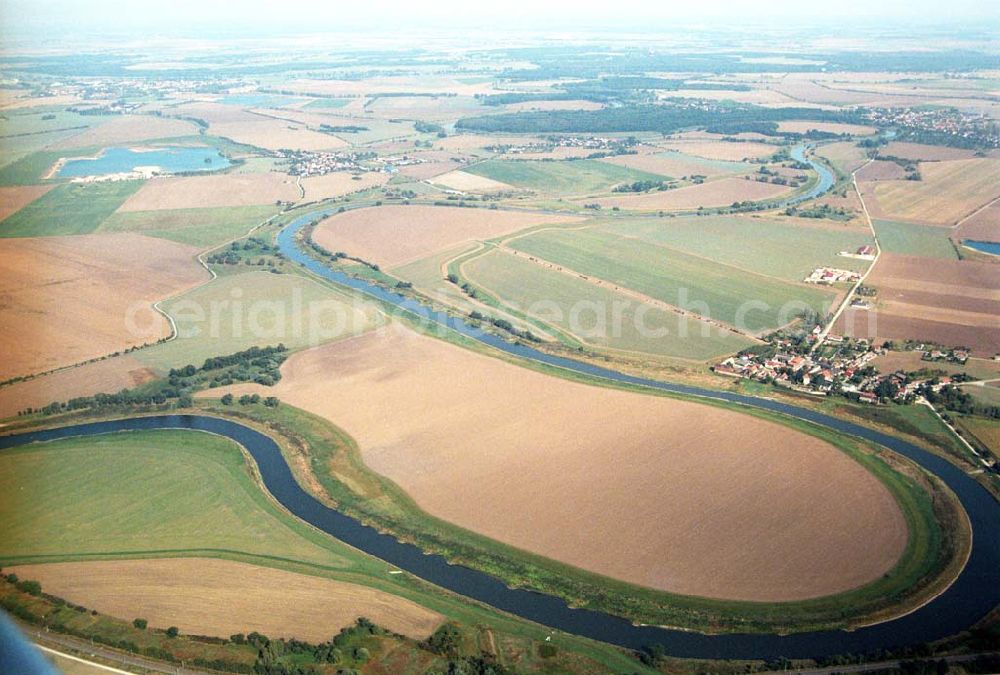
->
964;240;1000;256
58;146;230;177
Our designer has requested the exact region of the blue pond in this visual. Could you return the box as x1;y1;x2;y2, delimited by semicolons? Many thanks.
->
964;240;1000;256
58;146;230;177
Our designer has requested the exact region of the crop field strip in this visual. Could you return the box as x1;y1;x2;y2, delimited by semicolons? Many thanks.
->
462;158;670;196
98;204;282;248
505;226;841;334
0;181;143;237
462;248;756;360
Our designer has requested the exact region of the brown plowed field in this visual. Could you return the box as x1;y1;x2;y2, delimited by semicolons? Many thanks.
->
207;325;907;602
0;355;154;419
313;205;583;268
118;173;300;211
590;176;791;211
834;253;1000;353
0;185;54;221
300;172;389;201
0;233;207;380
957;200;1000;243
8;559;443;641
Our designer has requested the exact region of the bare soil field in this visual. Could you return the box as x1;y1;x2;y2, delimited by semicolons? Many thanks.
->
0;185;54;221
300;171;389;201
835;253;1000;354
957;200;1000;242
118;173;300;211
0;233;207;380
209;325;907;602
881;142;996;162
657;140;777;161
871;159;1000;225
314;205;583;268
50;115;200;150
776;121;877;135
211;118;348;152
428;170;512;192
8;558;443;641
0;355;155;419
857;160;907;182
599;151;749;178
590;176;791;211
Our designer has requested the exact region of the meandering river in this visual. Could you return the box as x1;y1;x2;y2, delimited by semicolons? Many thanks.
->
3;150;997;659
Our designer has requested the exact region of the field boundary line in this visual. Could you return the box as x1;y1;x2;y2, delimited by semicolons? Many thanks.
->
813;157;880;351
950;194;1000;231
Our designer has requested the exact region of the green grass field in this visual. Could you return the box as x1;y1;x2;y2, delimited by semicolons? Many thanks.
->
464;158;668;196
873;219;959;260
508;227;839;333
0;111;105;169
136;270;381;372
464;249;755;360
98;204;280;248
600;215;875;281
0;430;357;567
0;180;143;237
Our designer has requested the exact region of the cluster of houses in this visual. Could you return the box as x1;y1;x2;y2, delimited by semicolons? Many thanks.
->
279;149;434;178
713;338;965;405
862;107;999;148
484;135;637;155
804;267;862;284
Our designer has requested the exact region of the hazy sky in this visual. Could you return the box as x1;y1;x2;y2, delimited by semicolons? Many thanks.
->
3;0;998;41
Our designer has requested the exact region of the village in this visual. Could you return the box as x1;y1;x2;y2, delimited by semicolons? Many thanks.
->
713;332;976;407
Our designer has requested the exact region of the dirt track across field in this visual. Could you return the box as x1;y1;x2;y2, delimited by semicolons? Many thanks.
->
208;324;908;602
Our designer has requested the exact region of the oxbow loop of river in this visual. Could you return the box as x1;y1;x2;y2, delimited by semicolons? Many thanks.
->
4;147;997;659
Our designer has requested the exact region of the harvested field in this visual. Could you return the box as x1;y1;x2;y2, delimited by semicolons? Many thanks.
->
211;119;348;152
816;141;870;175
396;159;465;179
210;325;907;602
776;121;877;135
314;204;583;268
857;160;907;182
9;559;443;641
954;416;1000;455
433;134;540;153
599;150;750;178
871;159;1000;225
118;173;299;211
429;170;512;192
834;253;1000;354
300;171;389;201
0;184;53;221
881;142;988;162
957;200;1000;243
50;115;200;150
589;176;792;211
0;355;155;419
99;205;280;248
657;140;777;161
0;233;206;380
